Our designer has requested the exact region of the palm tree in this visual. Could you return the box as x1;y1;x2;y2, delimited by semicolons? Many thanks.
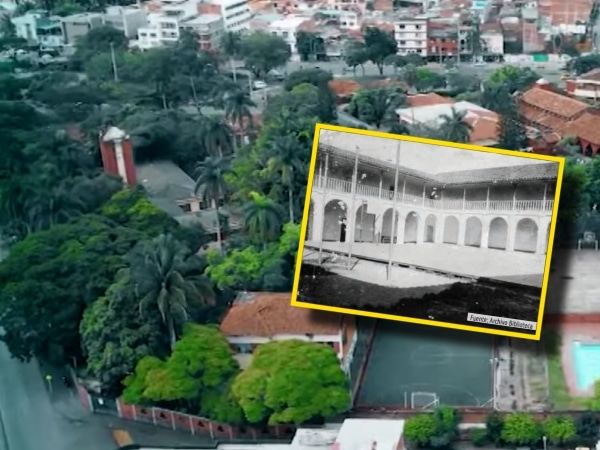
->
199;115;234;157
220;31;242;82
243;191;284;249
439;107;474;144
400;64;419;92
267;135;303;223
195;155;231;253
128;233;214;350
223;87;255;143
481;82;512;114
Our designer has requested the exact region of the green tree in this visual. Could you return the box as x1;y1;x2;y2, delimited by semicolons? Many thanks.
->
224;87;255;135
487;66;540;94
439;107;473;143
267;82;336;124
232;339;349;425
485;412;505;446
363;26;397;75
501;412;541;447
348;87;405;128
199;115;234;157
195;155;231;253
404;414;438;447
283;68;333;91
543;416;576;446
497;102;527;151
343;39;369;76
240;31;290;78
570;54;600;75
243;191;285;248
205;222;299;291
80;269;168;395
413;68;446;92
221;31;242;82
295;31;322;61
267;134;304;222
127;233;215;349
481;81;512;113
558;161;588;228
73;25;128;67
446;71;480;93
575;412;600;447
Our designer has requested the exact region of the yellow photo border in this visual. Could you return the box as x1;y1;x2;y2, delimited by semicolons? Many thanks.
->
291;123;565;341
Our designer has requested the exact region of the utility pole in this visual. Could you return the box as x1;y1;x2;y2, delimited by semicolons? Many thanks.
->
109;42;119;82
346;147;359;270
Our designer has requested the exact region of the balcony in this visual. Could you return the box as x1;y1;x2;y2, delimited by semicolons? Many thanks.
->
312;175;554;213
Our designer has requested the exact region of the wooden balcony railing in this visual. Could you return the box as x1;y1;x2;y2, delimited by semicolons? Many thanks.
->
312;175;554;213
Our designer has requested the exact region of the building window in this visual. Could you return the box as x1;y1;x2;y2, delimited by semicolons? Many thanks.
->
398;24;405;29
400;40;406;45
237;343;253;354
415;24;421;29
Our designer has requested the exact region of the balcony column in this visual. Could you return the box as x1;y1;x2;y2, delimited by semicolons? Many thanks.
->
512;184;517;210
378;172;383;198
317;157;323;188
402;179;406;202
506;218;516;252
537;218;549;254
486;186;490;210
542;183;547;210
422;184;426;206
312;197;325;242
462;188;466;210
323;152;329;190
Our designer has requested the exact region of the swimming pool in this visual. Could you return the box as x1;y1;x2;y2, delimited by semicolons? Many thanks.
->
573;342;600;391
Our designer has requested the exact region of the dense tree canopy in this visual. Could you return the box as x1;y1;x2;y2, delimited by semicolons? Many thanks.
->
232;339;350;425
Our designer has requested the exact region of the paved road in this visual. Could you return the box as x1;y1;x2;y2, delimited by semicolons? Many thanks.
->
0;337;114;450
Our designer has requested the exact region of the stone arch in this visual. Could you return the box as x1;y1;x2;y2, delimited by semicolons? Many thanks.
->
424;214;436;243
382;208;401;244
306;200;314;241
355;203;375;242
464;217;483;247
443;216;459;244
488;217;508;250
323;199;348;242
515;218;538;253
404;211;419;243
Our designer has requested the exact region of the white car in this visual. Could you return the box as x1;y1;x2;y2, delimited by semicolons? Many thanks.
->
253;80;268;90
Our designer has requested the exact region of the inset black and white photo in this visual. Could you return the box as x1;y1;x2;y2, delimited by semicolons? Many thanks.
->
291;125;564;340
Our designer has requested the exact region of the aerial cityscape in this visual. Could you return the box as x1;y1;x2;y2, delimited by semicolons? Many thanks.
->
0;0;600;447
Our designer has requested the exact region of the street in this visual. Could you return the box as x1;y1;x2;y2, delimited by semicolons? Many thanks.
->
0;338;114;450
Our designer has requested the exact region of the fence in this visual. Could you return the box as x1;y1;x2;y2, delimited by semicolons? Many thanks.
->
75;383;296;441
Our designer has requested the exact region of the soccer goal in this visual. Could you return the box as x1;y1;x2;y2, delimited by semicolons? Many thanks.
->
411;392;440;409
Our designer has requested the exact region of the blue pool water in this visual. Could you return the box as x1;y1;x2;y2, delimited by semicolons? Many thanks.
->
573;342;600;391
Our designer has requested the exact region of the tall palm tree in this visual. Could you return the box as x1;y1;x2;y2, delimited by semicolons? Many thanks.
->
220;31;242;82
267;135;303;223
243;191;284;249
199;115;234;157
194;155;231;254
128;234;214;350
481;82;511;114
223;87;255;142
439;107;474;144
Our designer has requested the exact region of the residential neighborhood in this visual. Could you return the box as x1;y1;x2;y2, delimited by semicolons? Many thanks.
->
1;0;600;448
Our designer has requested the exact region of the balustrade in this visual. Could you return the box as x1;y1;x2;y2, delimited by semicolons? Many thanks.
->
312;175;554;213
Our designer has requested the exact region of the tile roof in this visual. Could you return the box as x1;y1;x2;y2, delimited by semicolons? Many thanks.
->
520;87;589;119
579;68;600;82
328;79;361;96
467;111;499;145
219;292;343;337
567;111;600;146
407;93;455;108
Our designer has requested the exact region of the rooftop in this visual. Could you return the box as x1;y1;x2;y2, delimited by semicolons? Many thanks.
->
578;68;600;82
183;13;222;24
136;160;197;205
519;85;589;119
406;93;455;108
269;14;311;28
219;292;343;337
334;419;404;450
566;111;600;146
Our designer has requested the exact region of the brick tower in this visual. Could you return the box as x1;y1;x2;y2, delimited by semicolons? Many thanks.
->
99;126;137;187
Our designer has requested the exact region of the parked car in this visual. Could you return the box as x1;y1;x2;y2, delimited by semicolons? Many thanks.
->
253;80;268;90
267;69;285;81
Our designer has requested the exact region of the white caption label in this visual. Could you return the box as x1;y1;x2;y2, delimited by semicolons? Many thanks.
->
467;313;537;331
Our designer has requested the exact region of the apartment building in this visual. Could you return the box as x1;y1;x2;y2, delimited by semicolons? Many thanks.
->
268;14;308;61
181;14;223;50
60;12;103;45
394;16;428;57
103;5;147;39
137;0;196;48
204;0;251;32
12;11;64;48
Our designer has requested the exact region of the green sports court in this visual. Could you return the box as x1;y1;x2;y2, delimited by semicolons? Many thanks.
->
357;320;495;408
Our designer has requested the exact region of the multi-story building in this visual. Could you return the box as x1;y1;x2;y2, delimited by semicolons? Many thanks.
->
565;68;600;101
268;14;309;61
102;5;148;39
60;12;103;45
136;0;197;48
394;16;428;57
181;14;223;50
315;8;360;30
427;31;458;62
307;144;557;256
204;0;251;32
220;292;358;375
12;11;64;48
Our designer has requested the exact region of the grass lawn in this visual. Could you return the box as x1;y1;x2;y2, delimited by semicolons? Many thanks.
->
543;331;588;410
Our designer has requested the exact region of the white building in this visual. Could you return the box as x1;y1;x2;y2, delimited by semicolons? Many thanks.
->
315;8;360;30
12;11;64;48
181;14;224;50
268;14;309;61
481;29;504;55
136;0;197;49
102;5;147;39
394;16;428;57
204;0;251;32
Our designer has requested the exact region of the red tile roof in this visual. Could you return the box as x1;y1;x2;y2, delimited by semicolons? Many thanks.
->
467;110;499;144
329;79;361;96
220;292;343;337
407;93;455;107
520;87;589;120
567;111;600;146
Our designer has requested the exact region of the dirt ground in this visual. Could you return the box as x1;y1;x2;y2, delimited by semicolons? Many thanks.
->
298;264;541;335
